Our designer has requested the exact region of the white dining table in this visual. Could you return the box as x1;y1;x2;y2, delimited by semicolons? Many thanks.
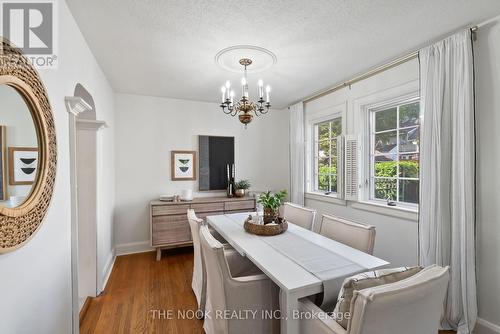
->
206;212;389;334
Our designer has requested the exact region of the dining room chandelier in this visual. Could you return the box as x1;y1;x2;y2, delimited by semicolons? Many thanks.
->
219;58;271;128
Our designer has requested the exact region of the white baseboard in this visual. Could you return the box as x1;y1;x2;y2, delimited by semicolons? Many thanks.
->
100;250;116;293
476;318;500;334
115;240;153;256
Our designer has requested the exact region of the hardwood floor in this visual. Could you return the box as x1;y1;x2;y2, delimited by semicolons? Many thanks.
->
81;248;456;334
80;248;204;334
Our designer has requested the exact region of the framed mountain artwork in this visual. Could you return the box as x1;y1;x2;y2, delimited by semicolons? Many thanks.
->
171;150;197;181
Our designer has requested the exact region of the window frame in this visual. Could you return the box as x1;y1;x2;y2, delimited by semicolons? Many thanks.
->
362;93;420;210
306;104;346;199
312;117;342;194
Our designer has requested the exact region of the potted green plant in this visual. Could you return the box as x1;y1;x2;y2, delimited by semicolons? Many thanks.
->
234;179;251;198
258;190;287;224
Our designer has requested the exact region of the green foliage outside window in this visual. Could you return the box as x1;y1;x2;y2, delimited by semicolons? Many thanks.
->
374;160;419;201
316;117;342;193
317;160;419;200
375;160;419;178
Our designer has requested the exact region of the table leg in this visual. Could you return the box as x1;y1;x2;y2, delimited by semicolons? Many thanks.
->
156;248;161;261
279;289;300;334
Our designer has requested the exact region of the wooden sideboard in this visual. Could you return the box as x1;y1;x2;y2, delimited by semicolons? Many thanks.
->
150;196;256;260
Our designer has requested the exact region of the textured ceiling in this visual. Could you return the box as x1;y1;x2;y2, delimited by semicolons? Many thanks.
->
66;0;500;108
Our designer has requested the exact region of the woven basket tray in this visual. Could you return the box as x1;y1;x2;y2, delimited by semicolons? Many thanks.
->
244;216;288;236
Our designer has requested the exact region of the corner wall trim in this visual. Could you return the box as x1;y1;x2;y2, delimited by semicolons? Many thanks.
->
115;241;153;256
475;318;500;334
79;297;92;324
100;250;116;293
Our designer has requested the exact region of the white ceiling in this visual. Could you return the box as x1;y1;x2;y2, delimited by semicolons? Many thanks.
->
66;0;500;108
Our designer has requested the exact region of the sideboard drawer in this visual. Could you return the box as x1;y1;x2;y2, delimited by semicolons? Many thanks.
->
191;202;225;213
152;204;190;216
197;211;225;219
152;215;191;246
224;200;255;211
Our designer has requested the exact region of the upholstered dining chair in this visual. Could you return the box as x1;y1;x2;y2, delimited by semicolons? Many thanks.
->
283;202;317;231
187;209;231;312
298;265;449;334
187;209;207;312
188;210;230;245
319;214;376;254
199;225;280;334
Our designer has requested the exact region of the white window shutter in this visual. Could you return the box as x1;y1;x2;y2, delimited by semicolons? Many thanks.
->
344;135;360;201
336;135;345;199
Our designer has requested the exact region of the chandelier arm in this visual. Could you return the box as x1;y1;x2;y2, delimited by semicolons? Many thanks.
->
258;105;268;114
222;106;233;115
261;102;271;114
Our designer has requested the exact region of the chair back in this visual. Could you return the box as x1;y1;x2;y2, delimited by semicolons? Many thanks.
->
348;265;449;334
283;202;317;230
199;225;230;334
187;210;203;268
187;209;203;246
187;209;205;309
319;215;376;254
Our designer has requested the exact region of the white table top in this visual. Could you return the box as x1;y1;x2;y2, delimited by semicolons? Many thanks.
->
206;212;389;298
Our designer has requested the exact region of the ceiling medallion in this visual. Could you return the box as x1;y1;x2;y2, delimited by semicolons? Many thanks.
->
215;45;277;74
219;58;272;128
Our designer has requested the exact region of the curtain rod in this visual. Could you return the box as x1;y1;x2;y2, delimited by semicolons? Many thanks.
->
300;23;483;105
302;51;419;103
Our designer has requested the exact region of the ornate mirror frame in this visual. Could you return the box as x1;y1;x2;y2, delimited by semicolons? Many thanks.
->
0;38;57;253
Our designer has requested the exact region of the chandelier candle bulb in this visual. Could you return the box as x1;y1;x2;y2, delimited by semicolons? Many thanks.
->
230;90;234;104
241;78;247;97
266;85;271;103
225;80;231;99
258;79;264;98
221;86;227;102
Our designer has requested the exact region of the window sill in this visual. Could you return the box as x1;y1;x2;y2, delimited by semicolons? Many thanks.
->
305;192;347;206
350;201;418;221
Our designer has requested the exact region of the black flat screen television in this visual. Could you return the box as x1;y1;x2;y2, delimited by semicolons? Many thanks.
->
198;135;235;191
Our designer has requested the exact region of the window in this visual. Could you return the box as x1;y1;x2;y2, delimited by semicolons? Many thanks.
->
313;117;342;194
370;99;420;205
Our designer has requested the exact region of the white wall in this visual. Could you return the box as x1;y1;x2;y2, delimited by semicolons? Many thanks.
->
474;19;500;332
114;93;289;252
0;86;38;198
0;1;115;333
304;59;420;267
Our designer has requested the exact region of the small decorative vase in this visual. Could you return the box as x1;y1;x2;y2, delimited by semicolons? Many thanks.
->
263;207;278;224
234;189;245;198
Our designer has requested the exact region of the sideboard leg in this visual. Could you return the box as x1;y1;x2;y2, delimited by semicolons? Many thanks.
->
156;248;161;261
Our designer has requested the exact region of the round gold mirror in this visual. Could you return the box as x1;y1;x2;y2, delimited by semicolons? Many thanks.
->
0;38;57;253
0;85;39;208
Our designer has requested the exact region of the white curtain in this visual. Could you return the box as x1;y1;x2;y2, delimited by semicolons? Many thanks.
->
419;29;477;334
289;102;305;205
